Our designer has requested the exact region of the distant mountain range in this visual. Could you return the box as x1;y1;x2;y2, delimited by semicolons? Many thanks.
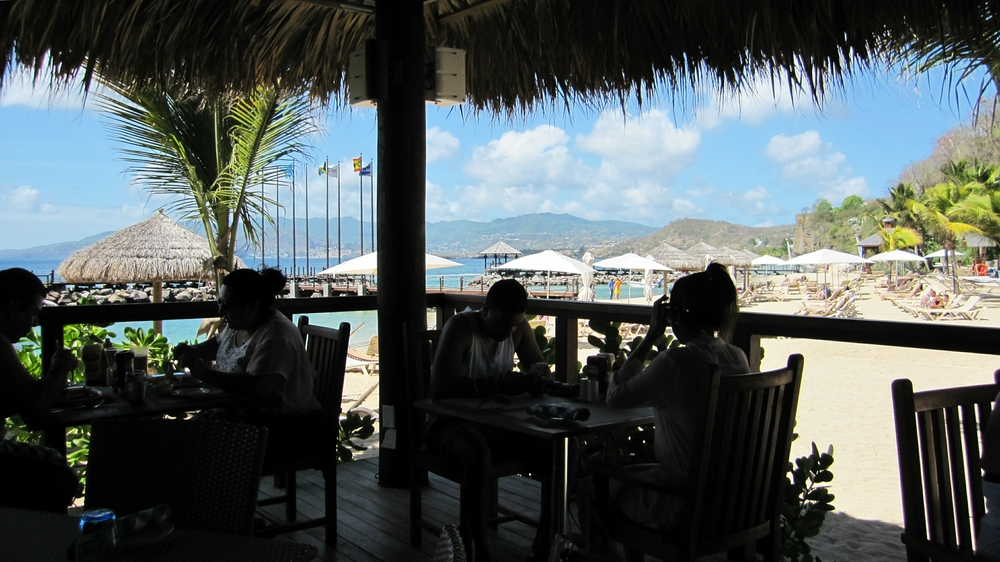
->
1;214;794;262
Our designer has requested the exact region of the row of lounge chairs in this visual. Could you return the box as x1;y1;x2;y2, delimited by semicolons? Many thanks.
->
793;292;859;318
885;289;985;321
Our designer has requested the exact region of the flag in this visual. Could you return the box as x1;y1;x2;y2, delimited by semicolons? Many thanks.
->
352;157;362;172
360;163;373;177
319;163;338;178
282;164;294;178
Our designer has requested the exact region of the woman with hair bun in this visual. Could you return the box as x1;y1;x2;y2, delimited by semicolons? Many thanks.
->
585;263;750;535
174;268;320;416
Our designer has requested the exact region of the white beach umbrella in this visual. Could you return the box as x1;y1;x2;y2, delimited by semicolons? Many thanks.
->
594;253;672;303
496;250;593;298
869;249;926;287
925;249;965;259
751;255;788;266
317;251;461;276
642;254;658;303
786;249;872;285
578;251;596;302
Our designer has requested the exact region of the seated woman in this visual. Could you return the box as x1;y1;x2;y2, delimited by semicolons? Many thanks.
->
174;268;320;421
579;263;749;540
979;391;1000;557
0;268;80;512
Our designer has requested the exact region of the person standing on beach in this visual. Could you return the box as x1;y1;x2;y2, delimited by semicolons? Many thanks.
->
427;279;555;562
608;278;615;299
613;277;622;300
0;267;80;512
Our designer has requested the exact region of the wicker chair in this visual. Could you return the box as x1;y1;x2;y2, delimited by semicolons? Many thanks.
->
434;524;468;562
589;354;804;562
892;372;1000;562
255;317;350;541
86;418;268;536
405;321;537;547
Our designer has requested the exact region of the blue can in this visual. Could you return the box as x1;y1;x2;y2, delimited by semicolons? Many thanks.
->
76;508;117;561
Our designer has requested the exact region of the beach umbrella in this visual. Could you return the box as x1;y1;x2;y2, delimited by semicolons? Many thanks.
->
57;210;245;333
578;252;596;302
594;253;672;303
786;248;872;285
926;249;965;259
649;243;704;271
869;249;926;288
643;255;659;303
496;250;593;298
317;251;461;276
752;255;788;266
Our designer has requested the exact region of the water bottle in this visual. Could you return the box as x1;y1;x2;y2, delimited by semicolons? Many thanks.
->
76;508;117;562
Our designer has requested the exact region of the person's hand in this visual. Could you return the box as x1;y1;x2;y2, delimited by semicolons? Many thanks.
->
175;347;205;376
48;349;77;379
647;295;670;338
173;342;193;361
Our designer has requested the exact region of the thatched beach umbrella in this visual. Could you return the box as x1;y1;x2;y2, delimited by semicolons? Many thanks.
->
649;243;703;272
58;211;244;332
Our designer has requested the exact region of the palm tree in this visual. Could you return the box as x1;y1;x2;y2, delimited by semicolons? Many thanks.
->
910;182;983;292
97;80;318;284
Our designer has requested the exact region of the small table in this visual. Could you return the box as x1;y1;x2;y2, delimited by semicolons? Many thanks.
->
0;507;316;561
414;393;653;539
23;384;264;454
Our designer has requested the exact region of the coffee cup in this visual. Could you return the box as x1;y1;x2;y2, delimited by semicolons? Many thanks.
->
132;347;149;376
126;377;147;405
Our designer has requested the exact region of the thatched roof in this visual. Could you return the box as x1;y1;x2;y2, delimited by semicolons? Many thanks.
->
57;211;244;283
648;242;702;271
3;1;998;113
480;241;521;256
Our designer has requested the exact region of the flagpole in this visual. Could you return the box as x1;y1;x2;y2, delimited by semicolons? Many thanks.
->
292;161;297;278
305;163;310;276
260;172;265;267
359;152;364;255
369;160;375;252
325;157;330;269
337;161;342;264
275;167;281;270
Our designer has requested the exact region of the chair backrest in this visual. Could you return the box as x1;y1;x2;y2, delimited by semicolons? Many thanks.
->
892;372;1000;558
298;316;351;411
86;419;268;536
404;321;441;405
684;354;804;548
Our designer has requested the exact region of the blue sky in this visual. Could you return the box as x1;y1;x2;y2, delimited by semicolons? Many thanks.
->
0;67;980;250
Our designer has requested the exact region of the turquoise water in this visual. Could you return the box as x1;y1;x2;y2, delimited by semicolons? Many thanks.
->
3;256;662;348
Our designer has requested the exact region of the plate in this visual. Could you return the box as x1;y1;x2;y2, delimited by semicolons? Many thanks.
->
120;521;174;548
171;378;203;389
53;386;107;408
172;387;212;397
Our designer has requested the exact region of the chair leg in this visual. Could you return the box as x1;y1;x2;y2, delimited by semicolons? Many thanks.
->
324;462;337;541
274;472;287;489
284;471;297;523
410;467;424;547
488;477;500;529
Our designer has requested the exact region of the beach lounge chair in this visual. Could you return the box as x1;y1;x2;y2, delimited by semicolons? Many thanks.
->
346;334;380;375
919;295;983;321
892;373;1000;561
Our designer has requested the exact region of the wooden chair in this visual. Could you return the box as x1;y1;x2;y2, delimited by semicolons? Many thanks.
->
405;321;537;547
255;317;350;540
87;419;268;536
891;372;1000;562
589;354;804;562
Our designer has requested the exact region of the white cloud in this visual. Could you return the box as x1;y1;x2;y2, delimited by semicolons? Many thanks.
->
764;131;824;162
755;220;775;227
822;176;869;202
426;127;460;163
2;186;41;212
0;66;94;109
742;187;771;202
466;125;581;185
672;198;701;214
576;109;700;177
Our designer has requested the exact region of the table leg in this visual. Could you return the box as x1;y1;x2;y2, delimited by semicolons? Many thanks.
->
551;436;569;539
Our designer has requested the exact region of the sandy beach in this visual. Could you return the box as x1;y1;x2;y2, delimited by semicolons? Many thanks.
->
339;274;1000;561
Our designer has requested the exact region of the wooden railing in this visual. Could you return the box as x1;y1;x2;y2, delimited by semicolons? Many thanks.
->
37;293;1000;378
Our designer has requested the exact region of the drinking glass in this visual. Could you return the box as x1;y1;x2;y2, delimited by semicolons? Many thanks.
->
76;508;117;562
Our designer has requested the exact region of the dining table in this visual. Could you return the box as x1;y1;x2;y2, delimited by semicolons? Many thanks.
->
0;506;317;561
23;379;266;455
414;392;654;540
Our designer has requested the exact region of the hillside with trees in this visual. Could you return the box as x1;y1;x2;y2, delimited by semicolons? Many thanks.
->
603;218;796;257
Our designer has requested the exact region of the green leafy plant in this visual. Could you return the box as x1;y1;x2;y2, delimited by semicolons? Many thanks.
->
780;436;836;562
337;411;376;463
120;326;172;372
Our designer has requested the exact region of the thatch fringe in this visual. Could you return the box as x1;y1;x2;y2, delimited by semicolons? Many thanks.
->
4;1;998;113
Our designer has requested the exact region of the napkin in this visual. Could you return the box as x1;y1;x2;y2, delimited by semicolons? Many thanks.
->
116;503;172;537
526;404;590;421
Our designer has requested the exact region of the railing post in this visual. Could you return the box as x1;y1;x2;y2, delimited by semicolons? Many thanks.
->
732;322;762;371
554;315;579;383
38;320;65;386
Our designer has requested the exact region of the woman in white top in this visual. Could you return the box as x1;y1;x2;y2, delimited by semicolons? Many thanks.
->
175;268;320;415
583;263;749;538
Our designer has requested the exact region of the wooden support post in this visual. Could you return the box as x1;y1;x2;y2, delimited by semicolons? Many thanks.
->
554;316;579;383
731;324;762;371
376;0;426;489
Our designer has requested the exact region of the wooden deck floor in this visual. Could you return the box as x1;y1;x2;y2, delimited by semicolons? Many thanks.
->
258;457;548;562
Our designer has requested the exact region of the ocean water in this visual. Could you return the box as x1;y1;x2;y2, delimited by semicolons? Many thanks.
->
1;256;659;348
